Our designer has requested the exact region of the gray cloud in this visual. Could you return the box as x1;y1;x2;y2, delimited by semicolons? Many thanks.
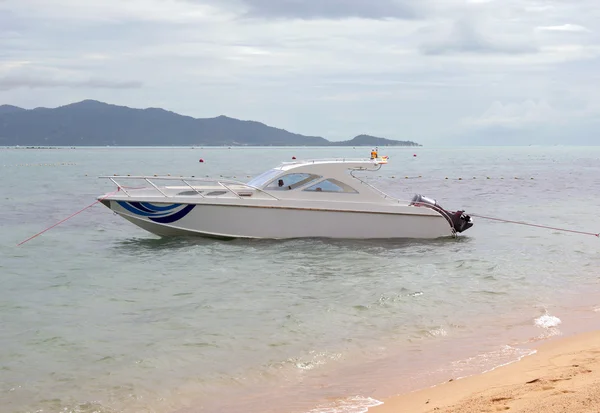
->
1;0;599;144
0;76;143;91
211;0;419;20
421;18;538;55
536;24;590;33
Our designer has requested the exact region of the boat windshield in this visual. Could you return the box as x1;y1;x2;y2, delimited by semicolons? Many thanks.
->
246;169;282;188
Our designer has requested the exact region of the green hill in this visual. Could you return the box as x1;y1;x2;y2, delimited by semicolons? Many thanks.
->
0;100;421;147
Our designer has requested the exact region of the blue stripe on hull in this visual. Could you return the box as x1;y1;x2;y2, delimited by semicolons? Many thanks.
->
139;202;181;212
117;201;171;217
150;204;196;223
128;202;155;213
115;201;195;223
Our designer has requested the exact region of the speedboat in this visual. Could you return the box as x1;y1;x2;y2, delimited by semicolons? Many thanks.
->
97;156;473;239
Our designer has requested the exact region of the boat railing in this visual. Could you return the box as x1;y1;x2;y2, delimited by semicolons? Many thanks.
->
280;157;386;166
99;175;280;200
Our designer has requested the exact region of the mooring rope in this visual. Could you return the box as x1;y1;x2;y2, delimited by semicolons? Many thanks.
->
469;213;599;238
16;188;121;246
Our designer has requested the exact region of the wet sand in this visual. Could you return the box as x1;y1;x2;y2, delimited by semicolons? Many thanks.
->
369;330;600;412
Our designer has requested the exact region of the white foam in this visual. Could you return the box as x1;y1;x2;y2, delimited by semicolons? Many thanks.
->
428;346;538;385
450;345;535;372
427;327;448;337
306;396;383;413
291;351;342;371
481;348;537;374
534;314;562;329
532;313;563;340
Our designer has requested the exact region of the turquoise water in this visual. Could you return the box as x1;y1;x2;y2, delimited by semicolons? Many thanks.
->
1;146;600;413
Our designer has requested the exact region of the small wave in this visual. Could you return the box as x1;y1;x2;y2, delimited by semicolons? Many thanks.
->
477;290;508;296
534;314;562;329
427;327;448;338
448;345;536;378
376;294;400;306
481;346;537;374
409;326;450;342
451;345;531;367
531;313;562;341
278;351;342;371
376;291;423;306
306;396;383;413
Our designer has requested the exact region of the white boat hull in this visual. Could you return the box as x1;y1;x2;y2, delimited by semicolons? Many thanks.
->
105;200;455;239
98;158;473;239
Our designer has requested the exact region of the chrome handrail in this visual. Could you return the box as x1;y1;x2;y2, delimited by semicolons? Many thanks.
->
108;177;130;197
99;175;280;200
144;178;169;197
218;181;242;199
181;179;205;198
99;175;249;185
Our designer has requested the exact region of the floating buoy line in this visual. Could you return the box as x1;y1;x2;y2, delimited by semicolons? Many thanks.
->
3;162;77;167
388;176;535;180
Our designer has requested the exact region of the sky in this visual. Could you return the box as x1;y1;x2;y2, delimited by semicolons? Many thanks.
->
1;0;599;145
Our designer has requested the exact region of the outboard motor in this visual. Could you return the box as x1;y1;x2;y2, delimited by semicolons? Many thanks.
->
410;194;473;233
449;210;474;233
410;194;438;208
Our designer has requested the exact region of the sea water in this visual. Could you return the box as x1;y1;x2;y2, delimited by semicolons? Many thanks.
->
1;146;599;413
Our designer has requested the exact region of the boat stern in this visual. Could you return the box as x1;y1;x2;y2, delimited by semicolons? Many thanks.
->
410;194;473;234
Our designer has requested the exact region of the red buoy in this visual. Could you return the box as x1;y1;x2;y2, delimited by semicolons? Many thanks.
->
199;158;204;163
292;156;296;160
413;154;417;157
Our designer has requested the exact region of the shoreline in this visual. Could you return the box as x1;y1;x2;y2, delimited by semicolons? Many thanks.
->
369;329;600;412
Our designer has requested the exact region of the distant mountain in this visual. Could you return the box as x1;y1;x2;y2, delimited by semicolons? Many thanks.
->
0;100;421;147
0;105;26;115
333;134;420;147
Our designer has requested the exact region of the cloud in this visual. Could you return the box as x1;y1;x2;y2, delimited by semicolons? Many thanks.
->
0;76;143;91
421;18;538;55
3;0;230;24
467;100;559;127
237;0;419;20
536;24;590;33
0;0;599;144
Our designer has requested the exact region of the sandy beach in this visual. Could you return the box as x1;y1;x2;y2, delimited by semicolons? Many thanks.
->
370;330;600;413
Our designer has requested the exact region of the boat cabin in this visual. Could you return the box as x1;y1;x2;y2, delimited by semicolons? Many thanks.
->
244;158;389;201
